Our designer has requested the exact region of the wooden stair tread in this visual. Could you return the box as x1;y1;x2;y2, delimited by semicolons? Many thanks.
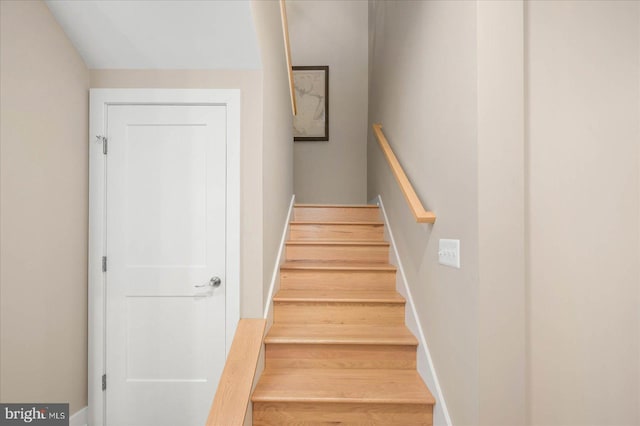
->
274;289;405;303
294;204;379;208
281;260;396;271
265;324;418;345
286;240;389;246
290;221;384;226
290;222;386;242
252;368;435;405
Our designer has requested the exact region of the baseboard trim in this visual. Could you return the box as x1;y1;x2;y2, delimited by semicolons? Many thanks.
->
70;406;88;426
377;195;452;426
263;194;295;319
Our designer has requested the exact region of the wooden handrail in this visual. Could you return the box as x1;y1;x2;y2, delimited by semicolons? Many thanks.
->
280;0;297;116
206;319;266;426
373;124;436;224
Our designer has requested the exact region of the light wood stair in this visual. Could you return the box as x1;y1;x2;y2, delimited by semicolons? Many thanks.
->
252;204;435;425
265;324;418;370
290;221;385;240
280;261;397;291
285;241;390;263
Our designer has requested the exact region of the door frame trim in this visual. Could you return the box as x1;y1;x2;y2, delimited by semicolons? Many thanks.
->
88;89;241;426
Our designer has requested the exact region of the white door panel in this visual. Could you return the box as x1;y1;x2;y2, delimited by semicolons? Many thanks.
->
105;104;226;426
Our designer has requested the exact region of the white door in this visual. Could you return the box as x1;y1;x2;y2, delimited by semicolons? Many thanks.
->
105;104;226;426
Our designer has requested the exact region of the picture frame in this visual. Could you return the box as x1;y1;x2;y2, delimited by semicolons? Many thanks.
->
293;65;329;142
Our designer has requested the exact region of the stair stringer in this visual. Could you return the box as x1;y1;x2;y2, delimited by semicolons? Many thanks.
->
263;194;296;321
247;194;294;426
376;195;453;426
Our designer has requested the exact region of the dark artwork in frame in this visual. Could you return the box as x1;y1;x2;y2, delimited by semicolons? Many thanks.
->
293;65;329;142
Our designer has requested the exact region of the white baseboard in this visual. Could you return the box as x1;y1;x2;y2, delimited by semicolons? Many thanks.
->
69;406;88;426
263;194;295;320
377;195;452;426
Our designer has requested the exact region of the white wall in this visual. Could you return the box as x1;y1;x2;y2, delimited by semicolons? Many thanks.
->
287;0;368;204
477;2;526;424
45;0;261;70
526;2;639;424
0;0;89;412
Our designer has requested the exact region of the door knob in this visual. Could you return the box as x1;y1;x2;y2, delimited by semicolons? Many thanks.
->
194;277;222;288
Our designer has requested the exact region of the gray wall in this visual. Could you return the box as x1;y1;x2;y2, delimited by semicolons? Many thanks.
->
368;1;480;424
0;0;90;413
526;2;639;424
368;0;639;425
287;0;368;204
477;2;527;424
252;0;295;311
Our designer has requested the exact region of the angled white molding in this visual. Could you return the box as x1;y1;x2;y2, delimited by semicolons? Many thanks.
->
69;406;88;426
263;194;295;319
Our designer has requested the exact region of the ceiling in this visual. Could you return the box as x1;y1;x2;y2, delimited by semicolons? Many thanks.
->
45;0;261;70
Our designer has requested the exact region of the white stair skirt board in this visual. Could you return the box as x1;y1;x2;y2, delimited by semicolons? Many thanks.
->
252;195;294;426
263;194;296;321
377;195;452;426
69;406;88;426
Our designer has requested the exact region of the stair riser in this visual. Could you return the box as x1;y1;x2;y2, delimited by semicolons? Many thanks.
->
265;343;416;369
290;223;384;241
274;302;405;325
294;207;381;222
253;402;433;426
286;244;389;263
280;269;396;291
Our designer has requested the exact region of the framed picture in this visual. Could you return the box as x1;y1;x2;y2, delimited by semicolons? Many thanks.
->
293;66;329;141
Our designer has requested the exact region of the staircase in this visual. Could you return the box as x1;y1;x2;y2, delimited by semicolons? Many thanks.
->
252;204;435;425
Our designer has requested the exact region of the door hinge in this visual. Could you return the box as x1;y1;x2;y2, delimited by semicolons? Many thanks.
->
102;374;107;391
96;135;108;155
102;256;107;272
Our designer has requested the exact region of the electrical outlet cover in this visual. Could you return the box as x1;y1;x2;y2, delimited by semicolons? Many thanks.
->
438;239;460;268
